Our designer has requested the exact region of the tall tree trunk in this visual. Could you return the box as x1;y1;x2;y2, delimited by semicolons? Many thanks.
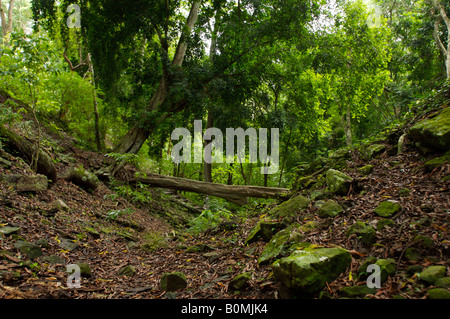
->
433;0;450;78
227;163;233;185
278;127;292;187
203;110;214;183
344;106;353;146
87;53;102;152
0;0;14;45
113;0;200;155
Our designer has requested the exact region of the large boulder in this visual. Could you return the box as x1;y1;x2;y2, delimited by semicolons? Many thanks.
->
409;107;450;152
272;246;352;294
325;169;352;195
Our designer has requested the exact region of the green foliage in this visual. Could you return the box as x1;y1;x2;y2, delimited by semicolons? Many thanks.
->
113;183;152;206
105;207;134;221
186;196;236;234
141;232;168;252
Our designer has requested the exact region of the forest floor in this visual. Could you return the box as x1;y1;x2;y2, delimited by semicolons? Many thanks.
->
0;96;449;299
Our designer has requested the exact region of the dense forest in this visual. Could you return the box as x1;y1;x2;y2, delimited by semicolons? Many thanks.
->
0;0;449;303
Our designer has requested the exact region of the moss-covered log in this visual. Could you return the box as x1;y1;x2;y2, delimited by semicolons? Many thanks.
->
0;124;57;181
131;173;291;206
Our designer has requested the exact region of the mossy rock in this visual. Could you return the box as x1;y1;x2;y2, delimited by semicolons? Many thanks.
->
0;226;21;236
328;147;351;160
358;165;374;175
398;188;411;197
424;153;450;171
258;223;302;265
414;234;434;248
272;246;352;294
62;166;99;192
357;257;395;283
244;219;285;244
409;107;450;151
374;200;402;217
435;276;450;288
228;272;252;291
269;194;310;219
346;222;376;246
14;240;42;259
244;222;262;245
419;265;446;284
185;243;214;253
404;247;420;262
377;219;394;230
339;285;377;298
118;265;136;277
363;144;386;160
325;169;352;195
160;272;187;291
375;259;396;283
317;200;343;218
76;263;92;278
427;288;450;299
5;174;48;192
406;265;424;276
42;254;66;265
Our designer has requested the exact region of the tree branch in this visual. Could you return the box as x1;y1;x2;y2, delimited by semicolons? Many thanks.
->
63;47;87;71
434;14;447;56
172;0;200;67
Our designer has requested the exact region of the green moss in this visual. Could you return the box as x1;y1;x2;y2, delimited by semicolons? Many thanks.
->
435;277;450;288
409;107;450;151
428;288;450;299
358;165;374;175
374;201;401;217
362;144;386;160
317;200;343;218
419;265;446;284
339;285;377;297
414;234;434;248
228;272;253;291
377;219;394;230
258;223;301;264
346;222;376;246
269;195;310;219
424;153;450;171
398;188;411;197
272;247;352;294
326;169;352;195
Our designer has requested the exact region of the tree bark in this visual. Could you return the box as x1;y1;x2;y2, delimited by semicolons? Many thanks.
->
203;110;214;183
344;105;353;146
433;0;450;78
113;0;200;155
131;173;290;206
0;0;14;44
0;124;57;181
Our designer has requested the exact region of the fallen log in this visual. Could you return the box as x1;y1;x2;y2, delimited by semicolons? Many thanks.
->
131;173;291;205
0;124;57;181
